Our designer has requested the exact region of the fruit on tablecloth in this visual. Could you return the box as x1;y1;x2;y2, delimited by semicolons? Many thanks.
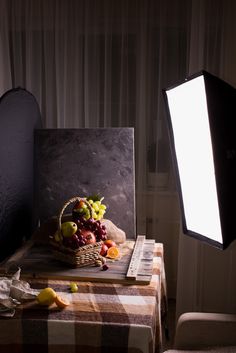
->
70;282;79;293
37;288;70;309
104;239;116;248
37;287;57;306
61;221;77;237
106;246;120;259
55;295;70;309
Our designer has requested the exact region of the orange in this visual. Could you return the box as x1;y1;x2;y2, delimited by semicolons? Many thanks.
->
104;239;116;248
106;246;120;259
55;295;70;309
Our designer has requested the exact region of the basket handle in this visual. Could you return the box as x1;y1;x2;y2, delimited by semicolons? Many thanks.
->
58;196;93;231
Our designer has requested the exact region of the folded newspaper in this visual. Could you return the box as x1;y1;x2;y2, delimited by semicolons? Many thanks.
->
0;268;39;317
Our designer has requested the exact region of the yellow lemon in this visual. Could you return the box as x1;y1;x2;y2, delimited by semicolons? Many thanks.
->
37;287;57;306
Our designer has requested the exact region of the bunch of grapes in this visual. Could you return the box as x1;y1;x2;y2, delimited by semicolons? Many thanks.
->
76;218;107;242
62;219;107;250
88;199;107;220
63;233;84;249
72;197;107;221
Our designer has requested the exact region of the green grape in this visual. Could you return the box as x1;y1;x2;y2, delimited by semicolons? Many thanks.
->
90;208;96;218
84;209;90;220
97;213;103;220
92;203;99;212
84;196;107;220
70;282;78;293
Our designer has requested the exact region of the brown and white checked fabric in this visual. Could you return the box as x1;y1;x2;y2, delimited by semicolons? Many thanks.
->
0;244;166;353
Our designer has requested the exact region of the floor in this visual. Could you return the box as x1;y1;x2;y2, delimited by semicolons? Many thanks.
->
162;299;176;352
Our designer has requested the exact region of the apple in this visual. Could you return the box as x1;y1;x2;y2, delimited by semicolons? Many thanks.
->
100;243;108;257
81;229;96;244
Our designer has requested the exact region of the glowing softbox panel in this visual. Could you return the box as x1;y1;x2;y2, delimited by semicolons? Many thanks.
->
163;71;236;249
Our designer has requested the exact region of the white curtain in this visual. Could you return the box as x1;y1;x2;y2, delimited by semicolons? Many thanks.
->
1;0;236;298
176;0;236;314
0;0;187;225
188;0;236;83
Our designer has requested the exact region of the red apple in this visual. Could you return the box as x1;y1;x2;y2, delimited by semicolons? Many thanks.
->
100;243;108;257
81;229;96;244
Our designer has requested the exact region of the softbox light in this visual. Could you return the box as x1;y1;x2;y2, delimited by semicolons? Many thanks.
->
163;70;236;249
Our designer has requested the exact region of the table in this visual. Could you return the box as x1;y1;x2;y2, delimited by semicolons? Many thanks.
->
0;243;167;353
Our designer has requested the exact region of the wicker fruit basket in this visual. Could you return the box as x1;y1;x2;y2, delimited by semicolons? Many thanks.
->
50;196;103;267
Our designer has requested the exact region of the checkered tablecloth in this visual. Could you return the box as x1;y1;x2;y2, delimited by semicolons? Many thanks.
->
0;243;166;353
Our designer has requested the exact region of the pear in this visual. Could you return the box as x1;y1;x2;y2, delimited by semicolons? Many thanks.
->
54;230;63;243
61;221;78;238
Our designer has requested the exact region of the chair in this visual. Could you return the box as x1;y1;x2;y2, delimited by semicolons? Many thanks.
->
164;312;236;352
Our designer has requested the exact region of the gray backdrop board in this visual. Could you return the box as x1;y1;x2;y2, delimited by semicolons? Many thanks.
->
0;88;42;261
34;128;136;239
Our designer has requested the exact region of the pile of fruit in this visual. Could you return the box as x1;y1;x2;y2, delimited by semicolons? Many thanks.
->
72;195;107;221
37;287;70;309
53;195;120;260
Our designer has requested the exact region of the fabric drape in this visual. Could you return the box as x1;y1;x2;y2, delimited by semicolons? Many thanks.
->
176;0;236;313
